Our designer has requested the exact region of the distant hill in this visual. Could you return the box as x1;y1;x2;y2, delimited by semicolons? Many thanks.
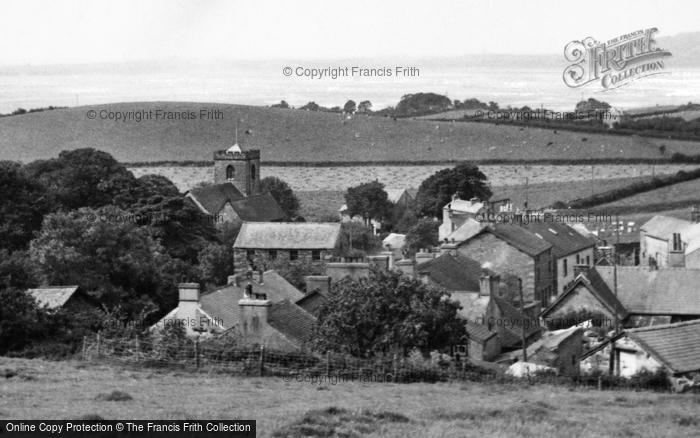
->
657;32;700;67
2;102;700;164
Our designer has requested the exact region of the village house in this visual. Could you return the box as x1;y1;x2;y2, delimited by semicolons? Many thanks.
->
521;222;595;297
338;188;413;234
541;265;700;329
484;295;542;351
184;143;287;223
464;321;500;361
500;325;583;377
153;272;316;351
438;195;485;242
382;232;406;260
233;222;342;273
639;214;700;268
441;222;555;305
581;319;700;378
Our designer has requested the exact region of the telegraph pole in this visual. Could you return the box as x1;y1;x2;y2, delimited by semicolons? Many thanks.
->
518;278;528;363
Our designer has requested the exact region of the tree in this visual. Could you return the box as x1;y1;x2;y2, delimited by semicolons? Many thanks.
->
198;243;233;288
300;101;321;111
414;163;492;218
394;93;452;117
343;100;357;114
404;219;439;256
344;181;392;223
357;100;372;114
0;287;48;354
260;176;301;219
24;148;140;211
271;100;290;109
336;222;383;258
575;98;611;113
312;269;465;357
0;250;39;289
0;161;51;251
28;206;173;317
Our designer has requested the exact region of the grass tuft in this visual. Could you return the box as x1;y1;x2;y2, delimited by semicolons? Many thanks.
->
95;391;133;402
273;406;410;438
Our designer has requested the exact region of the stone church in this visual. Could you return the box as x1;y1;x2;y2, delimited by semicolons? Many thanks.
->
185;143;286;223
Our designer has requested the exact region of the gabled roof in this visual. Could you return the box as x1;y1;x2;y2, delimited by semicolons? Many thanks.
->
234;222;342;249
490;295;541;342
489;224;552;257
445;218;486;243
417;253;488;292
385;189;412;204
382;233;406;250
268;299;317;345
541;268;628;320
27;286;79;309
199;270;305;329
596;266;700;316
465;320;497;342
640;215;691;240
294;290;328;316
187;182;245;215
230;193;286;222
447;198;484;214
626;320;700;374
521;222;594;258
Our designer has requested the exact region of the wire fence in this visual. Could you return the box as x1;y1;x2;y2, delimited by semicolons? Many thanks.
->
79;333;688;392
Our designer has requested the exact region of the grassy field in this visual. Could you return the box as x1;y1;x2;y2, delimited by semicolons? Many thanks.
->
1;357;699;437
598;178;700;209
3;102;700;164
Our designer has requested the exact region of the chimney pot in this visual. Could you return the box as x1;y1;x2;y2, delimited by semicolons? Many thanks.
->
257;270;264;284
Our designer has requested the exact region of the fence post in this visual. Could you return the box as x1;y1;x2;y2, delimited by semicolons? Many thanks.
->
194;338;200;369
598;376;602;391
96;331;101;358
392;353;398;381
326;351;331;379
81;336;87;360
259;345;265;377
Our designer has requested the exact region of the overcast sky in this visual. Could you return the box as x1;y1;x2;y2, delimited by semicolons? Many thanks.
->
1;0;698;66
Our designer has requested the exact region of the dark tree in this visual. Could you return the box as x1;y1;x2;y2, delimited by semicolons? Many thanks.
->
343;100;357;114
271;100;290;109
261;176;301;219
414;163;492;218
313;269;465;357
336;222;383;258
404;218;439;256
0;287;48;354
0;161;50;251
300;101;321;111
357;100;372;114
394;93;452;117
344;181;392;222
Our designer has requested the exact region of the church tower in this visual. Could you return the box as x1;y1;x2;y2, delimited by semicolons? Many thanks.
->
213;142;261;196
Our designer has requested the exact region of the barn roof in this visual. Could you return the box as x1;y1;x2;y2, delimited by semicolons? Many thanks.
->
27;286;79;309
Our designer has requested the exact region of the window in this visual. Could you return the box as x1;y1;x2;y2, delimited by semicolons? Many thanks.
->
251;164;256;181
563;259;568;277
246;250;255;260
289;249;299;261
312;250;321;261
576;254;580;264
268;249;277;260
586;255;590;266
226;165;235;180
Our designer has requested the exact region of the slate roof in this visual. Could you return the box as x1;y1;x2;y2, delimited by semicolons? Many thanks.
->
199;270;305;329
596;266;700;316
230;193;286;222
448;199;484;214
640;215;691;240
465;320;497;342
27;286;79;309
416;253;487;292
187;182;245;215
268;299;317;345
521;222;594;258
626;320;700;374
294;290;328;316
234;222;342;249
446;218;486;243
490;296;541;346
490;224;552;257
385;189;412;204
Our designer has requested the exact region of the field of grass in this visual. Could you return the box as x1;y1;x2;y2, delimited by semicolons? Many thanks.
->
1;357;699;437
3;102;700;164
597;178;700;209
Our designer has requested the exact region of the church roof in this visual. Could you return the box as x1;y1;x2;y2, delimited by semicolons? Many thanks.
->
187;182;245;215
231;194;287;222
227;143;243;154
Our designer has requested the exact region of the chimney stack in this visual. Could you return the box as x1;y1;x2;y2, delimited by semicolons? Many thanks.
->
415;249;435;265
257;269;264;284
238;291;271;336
177;283;200;335
395;259;416;277
669;232;685;267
